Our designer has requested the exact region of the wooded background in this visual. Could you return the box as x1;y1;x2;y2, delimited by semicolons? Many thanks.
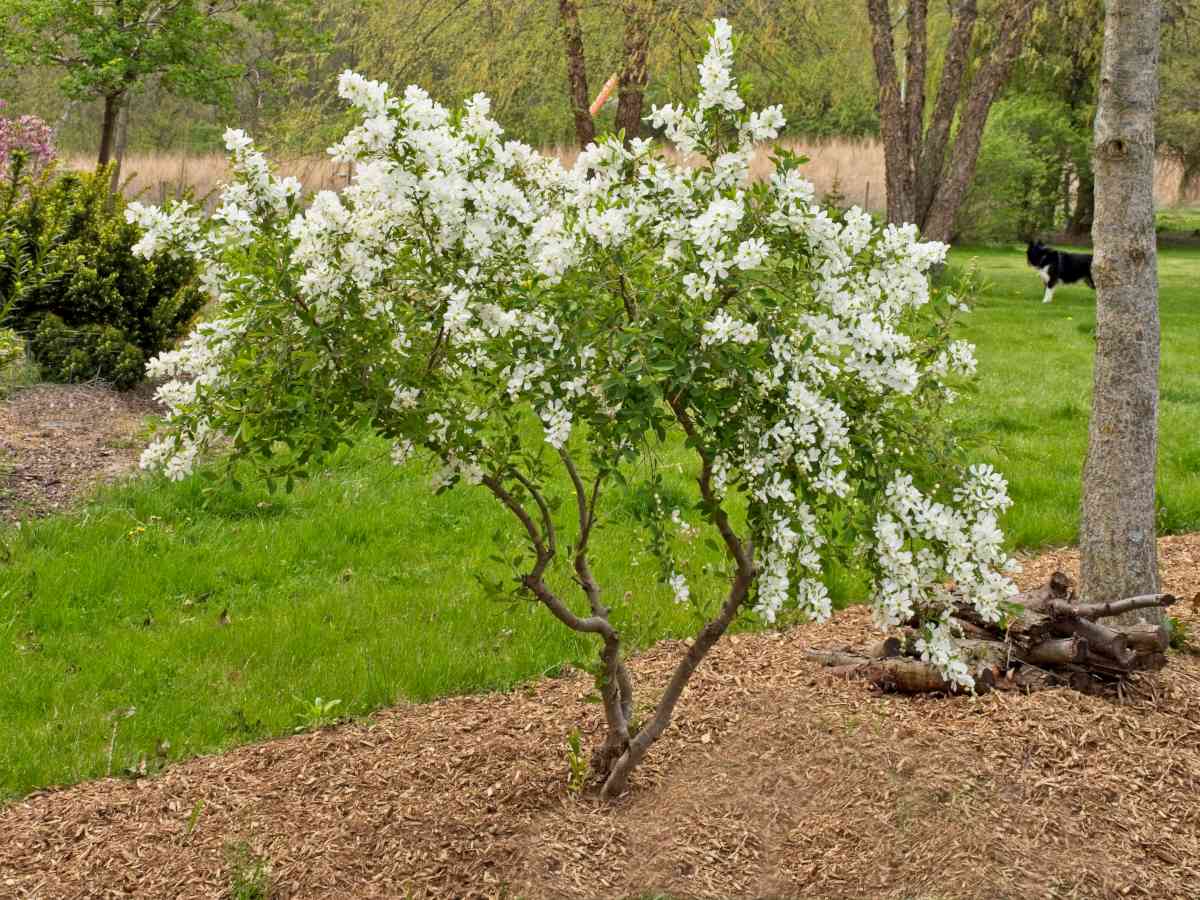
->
2;0;1198;238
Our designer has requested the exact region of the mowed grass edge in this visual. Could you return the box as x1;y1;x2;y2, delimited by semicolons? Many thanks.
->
1;246;1197;801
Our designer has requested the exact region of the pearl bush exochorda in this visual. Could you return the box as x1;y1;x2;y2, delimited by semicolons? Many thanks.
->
128;20;1017;796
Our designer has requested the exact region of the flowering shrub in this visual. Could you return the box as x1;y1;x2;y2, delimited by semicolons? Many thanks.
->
130;21;1017;798
0;102;54;179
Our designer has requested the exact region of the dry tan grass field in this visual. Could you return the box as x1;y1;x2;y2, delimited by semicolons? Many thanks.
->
72;138;1199;214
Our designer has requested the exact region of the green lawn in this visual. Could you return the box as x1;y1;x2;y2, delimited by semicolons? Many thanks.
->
1;245;1197;802
950;245;1200;546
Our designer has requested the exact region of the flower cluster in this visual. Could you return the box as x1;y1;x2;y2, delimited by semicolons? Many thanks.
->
0;101;54;178
130;20;1014;688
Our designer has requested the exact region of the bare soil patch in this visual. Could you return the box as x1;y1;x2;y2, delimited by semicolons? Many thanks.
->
0;383;160;522
1;537;1198;899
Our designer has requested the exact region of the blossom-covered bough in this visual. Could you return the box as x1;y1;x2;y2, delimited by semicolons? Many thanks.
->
129;21;1019;799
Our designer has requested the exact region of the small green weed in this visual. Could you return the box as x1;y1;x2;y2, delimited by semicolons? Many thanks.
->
224;840;272;900
1167;616;1193;653
293;696;342;732
565;727;588;794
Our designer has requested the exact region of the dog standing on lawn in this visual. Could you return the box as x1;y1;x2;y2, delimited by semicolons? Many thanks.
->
1026;240;1096;303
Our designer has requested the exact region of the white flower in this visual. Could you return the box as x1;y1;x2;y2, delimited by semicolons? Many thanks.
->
732;237;769;271
701;310;757;348
669;572;690;605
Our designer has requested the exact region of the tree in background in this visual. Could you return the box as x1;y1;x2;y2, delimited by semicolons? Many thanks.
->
615;0;652;142
1159;1;1200;202
1080;0;1163;625
865;0;1042;243
1019;0;1105;236
0;0;315;171
558;0;596;147
555;0;653;147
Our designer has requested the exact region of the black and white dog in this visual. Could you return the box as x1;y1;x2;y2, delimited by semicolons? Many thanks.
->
1026;240;1095;303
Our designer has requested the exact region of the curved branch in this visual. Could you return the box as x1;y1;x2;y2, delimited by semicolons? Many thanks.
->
510;468;558;562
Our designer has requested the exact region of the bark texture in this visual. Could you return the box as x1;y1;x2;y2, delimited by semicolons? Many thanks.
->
865;0;1038;242
97;92;124;167
615;0;651;144
1080;0;1163;625
557;0;595;148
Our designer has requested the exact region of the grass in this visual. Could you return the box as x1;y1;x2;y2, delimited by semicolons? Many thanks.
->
1;246;1198;802
1157;205;1200;235
0;436;740;801
949;245;1200;546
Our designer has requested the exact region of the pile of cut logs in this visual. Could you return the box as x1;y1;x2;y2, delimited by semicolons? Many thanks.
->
808;572;1177;694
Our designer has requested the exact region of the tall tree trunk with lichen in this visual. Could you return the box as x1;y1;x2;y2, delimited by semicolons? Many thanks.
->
1080;0;1163;626
557;0;594;148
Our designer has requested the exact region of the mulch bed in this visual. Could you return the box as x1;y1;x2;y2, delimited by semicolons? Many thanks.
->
0;382;162;522
1;537;1198;899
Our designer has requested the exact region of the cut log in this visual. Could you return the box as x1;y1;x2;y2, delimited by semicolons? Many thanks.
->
1024;636;1089;666
862;658;952;693
1069;617;1137;669
805;649;870;668
1060;592;1177;620
812;573;1174;696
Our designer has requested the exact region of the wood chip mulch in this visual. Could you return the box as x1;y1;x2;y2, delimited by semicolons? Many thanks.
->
1;536;1198;899
0;382;161;522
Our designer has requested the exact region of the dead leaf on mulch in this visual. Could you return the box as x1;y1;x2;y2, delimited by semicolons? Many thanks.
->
1;537;1199;899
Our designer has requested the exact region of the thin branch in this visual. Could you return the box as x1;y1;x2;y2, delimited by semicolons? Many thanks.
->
482;474;546;565
510;468;558;563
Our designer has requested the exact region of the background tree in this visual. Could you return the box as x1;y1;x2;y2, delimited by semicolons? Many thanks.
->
615;0;653;142
1079;0;1163;625
1019;0;1105;236
0;0;314;169
865;0;1042;242
1158;1;1200;202
558;0;595;147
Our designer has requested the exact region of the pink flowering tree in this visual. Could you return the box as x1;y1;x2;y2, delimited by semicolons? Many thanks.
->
129;21;1017;799
0;102;55;179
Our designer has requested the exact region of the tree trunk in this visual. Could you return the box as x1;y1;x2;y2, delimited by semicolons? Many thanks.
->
1080;0;1163;626
615;0;651;144
866;0;1038;242
109;97;132;196
557;0;595;148
866;0;916;225
921;0;1039;243
1069;170;1096;236
914;0;978;223
97;91;124;167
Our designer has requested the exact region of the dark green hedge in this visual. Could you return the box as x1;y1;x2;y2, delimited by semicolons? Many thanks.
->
0;159;204;389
